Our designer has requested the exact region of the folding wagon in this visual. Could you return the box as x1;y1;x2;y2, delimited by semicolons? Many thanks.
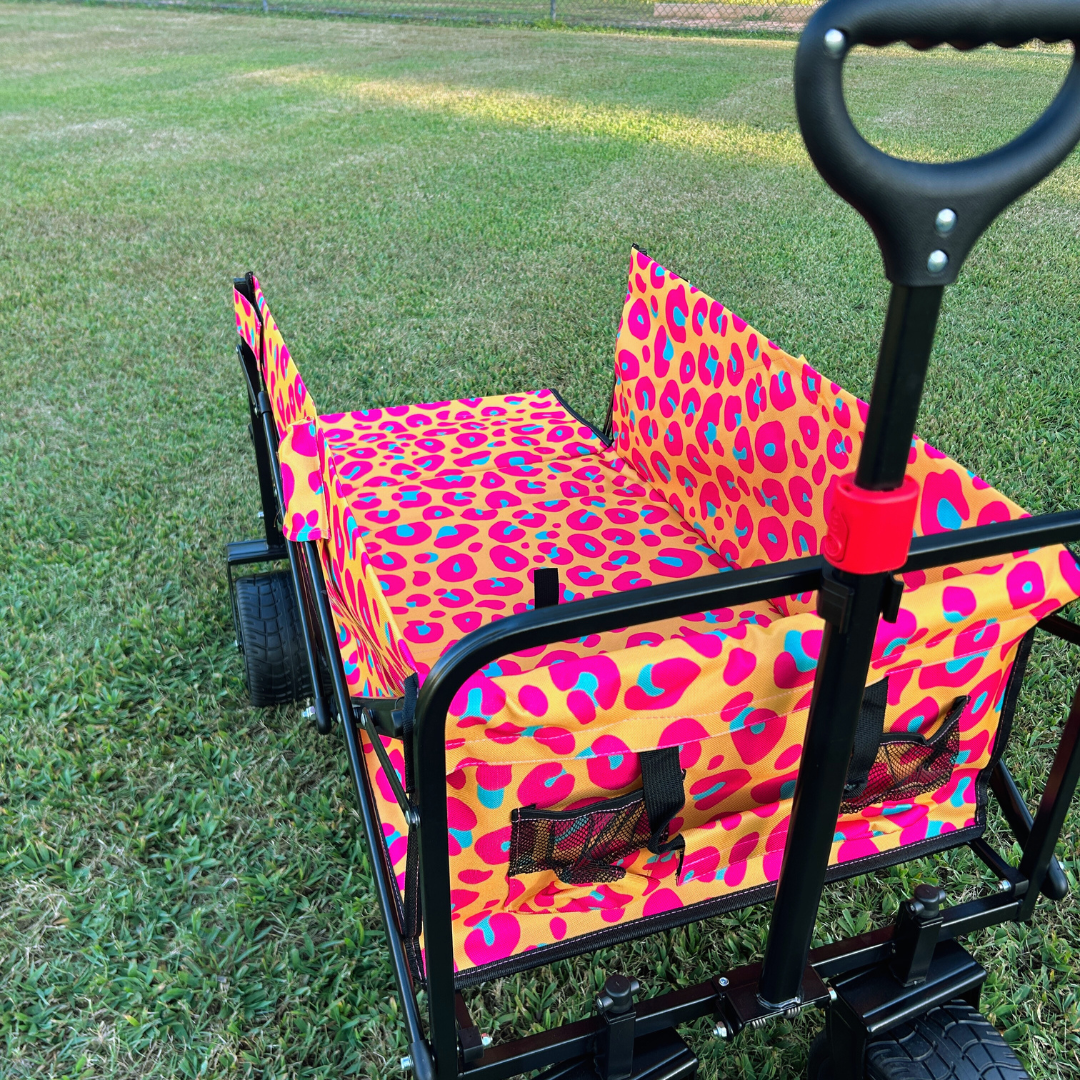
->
223;1;1080;1075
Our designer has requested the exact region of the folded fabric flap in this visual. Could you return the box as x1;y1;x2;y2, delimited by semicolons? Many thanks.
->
278;418;331;541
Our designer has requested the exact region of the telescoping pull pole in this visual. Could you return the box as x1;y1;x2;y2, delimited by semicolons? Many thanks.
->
758;286;941;1007
760;0;1080;1009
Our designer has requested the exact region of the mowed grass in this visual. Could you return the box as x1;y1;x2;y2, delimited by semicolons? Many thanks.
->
2;5;1080;1077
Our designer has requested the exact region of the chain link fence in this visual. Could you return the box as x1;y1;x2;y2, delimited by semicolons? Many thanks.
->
91;0;819;33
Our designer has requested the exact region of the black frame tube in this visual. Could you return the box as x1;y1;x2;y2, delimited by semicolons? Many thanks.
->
759;285;944;1006
234;338;432;1071
304;539;434;1078
251;390;333;735
1018;682;1080;920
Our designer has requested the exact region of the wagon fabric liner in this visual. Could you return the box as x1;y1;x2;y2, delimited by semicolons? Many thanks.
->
233;250;1080;987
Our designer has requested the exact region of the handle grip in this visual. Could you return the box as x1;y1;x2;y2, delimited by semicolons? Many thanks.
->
795;0;1080;286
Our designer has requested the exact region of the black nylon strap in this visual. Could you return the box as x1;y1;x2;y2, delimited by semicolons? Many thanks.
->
845;677;889;798
534;567;560;609
639;746;685;859
400;672;419;794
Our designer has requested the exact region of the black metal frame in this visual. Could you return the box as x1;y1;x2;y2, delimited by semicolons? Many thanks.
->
226;268;1080;1080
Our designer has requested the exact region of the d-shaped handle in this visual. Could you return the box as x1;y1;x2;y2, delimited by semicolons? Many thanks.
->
795;0;1080;286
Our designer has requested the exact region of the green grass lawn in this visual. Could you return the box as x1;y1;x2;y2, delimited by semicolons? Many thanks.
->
2;5;1080;1077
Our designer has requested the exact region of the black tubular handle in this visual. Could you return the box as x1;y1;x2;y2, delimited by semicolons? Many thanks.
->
795;0;1080;286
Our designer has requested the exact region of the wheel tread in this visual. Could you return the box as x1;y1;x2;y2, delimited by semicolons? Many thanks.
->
234;570;313;707
864;1001;1028;1080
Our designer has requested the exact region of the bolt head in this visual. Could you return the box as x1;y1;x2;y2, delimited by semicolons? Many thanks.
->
927;249;948;274
718;976;730;988
481;1034;493;1048
935;207;957;235
400;1057;413;1072
824;28;846;56
712;1021;729;1039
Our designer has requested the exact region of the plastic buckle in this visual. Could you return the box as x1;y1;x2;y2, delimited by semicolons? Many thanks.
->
822;473;920;576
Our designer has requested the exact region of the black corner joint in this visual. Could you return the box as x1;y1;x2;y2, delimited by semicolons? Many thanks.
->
456;993;486;1067
595;975;640;1080
890;883;946;987
314;695;334;736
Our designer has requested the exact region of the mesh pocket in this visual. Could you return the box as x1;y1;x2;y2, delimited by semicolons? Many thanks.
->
509;791;655;885
841;697;966;813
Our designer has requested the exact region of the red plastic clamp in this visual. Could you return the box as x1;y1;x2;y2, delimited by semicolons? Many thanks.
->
821;472;920;575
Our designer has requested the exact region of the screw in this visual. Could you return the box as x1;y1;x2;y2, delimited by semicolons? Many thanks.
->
302;705;315;719
927;249;948;274
999;878;1012;892
824;28;846;56
400;1057;413;1072
481;1034;493;1048
718;976;730;988
935;208;957;235
713;1020;730;1039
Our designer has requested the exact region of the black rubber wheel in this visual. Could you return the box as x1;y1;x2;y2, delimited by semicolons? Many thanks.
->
807;1001;1028;1080
865;1002;1028;1080
234;570;313;707
807;1031;830;1080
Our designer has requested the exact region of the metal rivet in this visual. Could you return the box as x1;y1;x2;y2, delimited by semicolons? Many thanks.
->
999;878;1012;892
718;976;730;987
481;1034;493;1048
927;249;948;274
400;1057;413;1072
935;208;957;235
824;28;846;56
713;1021;730;1039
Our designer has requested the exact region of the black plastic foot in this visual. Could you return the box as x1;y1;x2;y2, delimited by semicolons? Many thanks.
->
533;1029;697;1080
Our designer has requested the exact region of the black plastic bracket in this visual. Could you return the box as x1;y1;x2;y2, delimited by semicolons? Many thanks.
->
827;939;985;1080
595;976;640;1080
818;574;854;633
456;994;485;1067
881;575;904;624
889;884;945;986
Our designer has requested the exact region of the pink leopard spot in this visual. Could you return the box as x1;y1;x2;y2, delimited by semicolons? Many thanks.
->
1006;561;1045;609
518;763;575;807
463;913;521;967
475;827;513;865
587;735;640;791
519;684;549;718
642;888;683;917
